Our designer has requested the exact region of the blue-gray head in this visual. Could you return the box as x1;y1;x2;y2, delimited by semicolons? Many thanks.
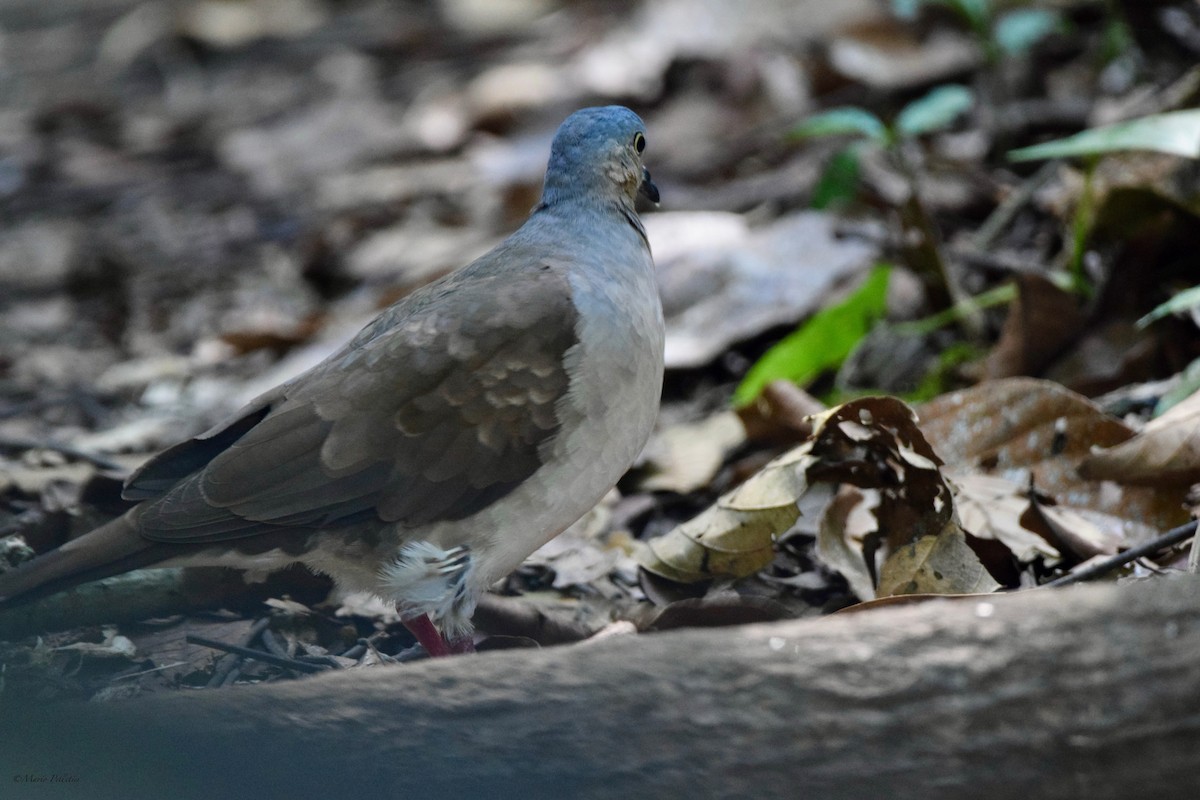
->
540;106;659;208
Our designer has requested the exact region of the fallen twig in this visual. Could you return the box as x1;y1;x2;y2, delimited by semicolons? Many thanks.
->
1044;520;1198;588
186;634;329;675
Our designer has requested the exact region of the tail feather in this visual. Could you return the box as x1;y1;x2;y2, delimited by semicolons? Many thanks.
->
0;515;160;605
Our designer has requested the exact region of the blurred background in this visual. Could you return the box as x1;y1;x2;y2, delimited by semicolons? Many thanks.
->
1;0;1196;428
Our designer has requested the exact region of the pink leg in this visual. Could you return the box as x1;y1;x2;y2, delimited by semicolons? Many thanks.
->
403;614;451;658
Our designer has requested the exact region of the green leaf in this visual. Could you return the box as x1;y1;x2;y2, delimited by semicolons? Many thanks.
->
895;281;1016;336
994;9;1061;55
1138;284;1200;328
1154;357;1200;417
1101;16;1134;63
906;341;982;403
792;107;888;143
890;0;990;31
733;265;892;407
811;142;864;209
1009;109;1200;161
949;0;991;31
894;84;974;138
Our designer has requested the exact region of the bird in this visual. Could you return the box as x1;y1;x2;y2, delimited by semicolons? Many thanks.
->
0;106;665;658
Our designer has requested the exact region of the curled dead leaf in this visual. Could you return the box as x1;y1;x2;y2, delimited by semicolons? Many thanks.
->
637;447;810;583
1079;388;1200;486
639;396;960;593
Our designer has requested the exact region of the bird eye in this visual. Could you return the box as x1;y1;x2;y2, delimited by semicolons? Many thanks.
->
633;132;646;153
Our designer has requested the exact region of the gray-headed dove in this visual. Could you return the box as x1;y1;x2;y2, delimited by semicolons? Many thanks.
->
0;106;664;657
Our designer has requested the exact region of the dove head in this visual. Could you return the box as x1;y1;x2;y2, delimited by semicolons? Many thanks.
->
540;106;659;209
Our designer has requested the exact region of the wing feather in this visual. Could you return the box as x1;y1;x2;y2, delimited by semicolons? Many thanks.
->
134;253;578;544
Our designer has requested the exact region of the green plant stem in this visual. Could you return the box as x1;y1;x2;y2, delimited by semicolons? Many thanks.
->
895;282;1017;336
893;147;984;337
1067;158;1098;297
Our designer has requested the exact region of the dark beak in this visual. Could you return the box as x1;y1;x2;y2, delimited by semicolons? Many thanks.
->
638;167;660;204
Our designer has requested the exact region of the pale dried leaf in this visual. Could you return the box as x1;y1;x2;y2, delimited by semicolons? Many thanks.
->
828;24;981;91
948;472;1061;564
642;412;746;493
639;506;789;582
649;211;878;368
637;444;809;581
1033;503;1127;559
816;488;876;601
56;628;137;659
877;526;1001;597
264;598;312;616
724;448;813;511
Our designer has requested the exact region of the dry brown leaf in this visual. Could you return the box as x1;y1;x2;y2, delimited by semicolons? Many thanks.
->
807;396;957;597
805;397;954;555
641;396;962;594
637;394;1036;599
919;378;1189;539
1088;152;1200;233
737;380;823;445
827;18;981;91
876;525;1001;597
983;274;1085;380
1079;388;1200;486
919;378;1132;466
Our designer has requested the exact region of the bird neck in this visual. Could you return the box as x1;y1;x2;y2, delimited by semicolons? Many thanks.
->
533;191;648;250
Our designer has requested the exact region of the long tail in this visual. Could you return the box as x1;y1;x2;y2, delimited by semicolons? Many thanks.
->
0;515;164;605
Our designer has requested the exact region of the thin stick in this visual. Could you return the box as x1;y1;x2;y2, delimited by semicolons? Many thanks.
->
113;661;189;681
186;634;327;674
1045;521;1198;588
972;161;1057;250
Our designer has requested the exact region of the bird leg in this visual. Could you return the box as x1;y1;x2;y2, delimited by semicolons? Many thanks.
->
404;614;452;657
402;613;474;657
